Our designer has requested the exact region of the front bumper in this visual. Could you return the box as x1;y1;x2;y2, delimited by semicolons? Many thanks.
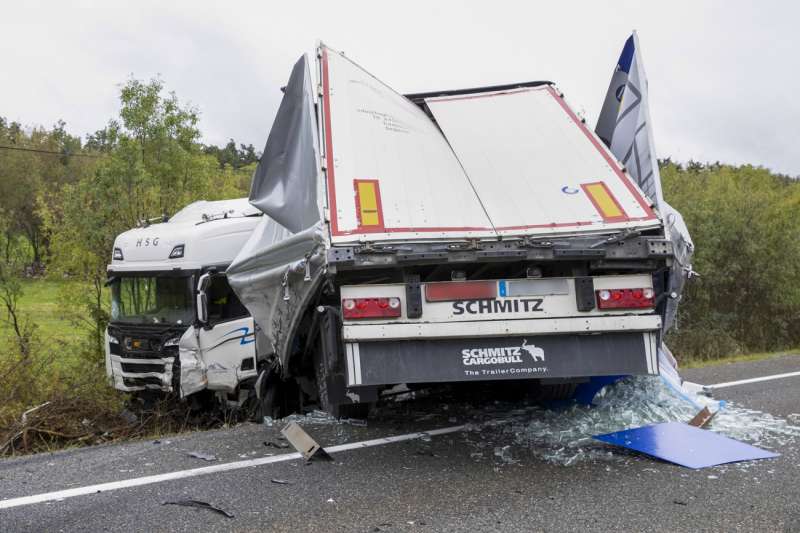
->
109;355;175;392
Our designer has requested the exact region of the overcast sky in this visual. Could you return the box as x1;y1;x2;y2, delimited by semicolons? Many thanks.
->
2;1;798;175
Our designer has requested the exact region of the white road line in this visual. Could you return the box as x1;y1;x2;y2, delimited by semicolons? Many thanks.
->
707;370;800;390
0;425;464;511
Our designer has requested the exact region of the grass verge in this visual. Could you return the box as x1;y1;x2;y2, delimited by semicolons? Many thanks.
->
681;349;800;369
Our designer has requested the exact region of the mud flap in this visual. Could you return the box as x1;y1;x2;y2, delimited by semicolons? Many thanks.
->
315;306;377;408
345;332;658;387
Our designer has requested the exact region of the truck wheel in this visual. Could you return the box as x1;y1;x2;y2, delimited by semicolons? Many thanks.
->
313;353;371;419
249;369;280;422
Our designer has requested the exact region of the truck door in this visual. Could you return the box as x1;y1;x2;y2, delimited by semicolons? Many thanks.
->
196;274;257;392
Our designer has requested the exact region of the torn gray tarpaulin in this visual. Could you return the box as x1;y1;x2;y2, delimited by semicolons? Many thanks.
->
187;452;217;462
162;500;234;518
281;421;332;461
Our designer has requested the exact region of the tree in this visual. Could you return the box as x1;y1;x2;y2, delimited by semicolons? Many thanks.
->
663;162;800;358
43;77;248;358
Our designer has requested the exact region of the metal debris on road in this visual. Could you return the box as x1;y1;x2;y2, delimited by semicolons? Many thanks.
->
688;406;718;428
162;499;234;518
270;478;292;485
593;422;780;469
281;421;332;461
187;451;217;462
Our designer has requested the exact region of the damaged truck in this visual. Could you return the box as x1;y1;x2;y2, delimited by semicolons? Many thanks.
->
105;198;267;407
223;42;693;418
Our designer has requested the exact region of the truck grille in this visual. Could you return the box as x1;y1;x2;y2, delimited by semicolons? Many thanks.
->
121;362;165;374
123;376;164;388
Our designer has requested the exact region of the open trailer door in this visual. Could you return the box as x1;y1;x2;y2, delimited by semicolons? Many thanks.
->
319;44;661;244
319;45;498;244
423;86;661;238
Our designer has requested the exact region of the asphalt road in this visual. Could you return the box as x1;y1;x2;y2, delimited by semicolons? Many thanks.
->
1;355;799;532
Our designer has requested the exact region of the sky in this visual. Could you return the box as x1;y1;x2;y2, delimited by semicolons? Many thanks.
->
2;1;798;176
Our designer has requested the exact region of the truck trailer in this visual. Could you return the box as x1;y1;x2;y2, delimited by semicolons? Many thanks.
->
226;43;692;417
105;198;270;405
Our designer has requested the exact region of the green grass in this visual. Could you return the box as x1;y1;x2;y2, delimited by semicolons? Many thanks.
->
681;348;800;369
0;279;84;354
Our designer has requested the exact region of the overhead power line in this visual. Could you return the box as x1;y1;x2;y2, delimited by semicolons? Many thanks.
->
0;144;100;158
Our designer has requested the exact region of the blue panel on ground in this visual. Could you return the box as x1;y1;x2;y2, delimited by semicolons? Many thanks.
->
593;422;780;469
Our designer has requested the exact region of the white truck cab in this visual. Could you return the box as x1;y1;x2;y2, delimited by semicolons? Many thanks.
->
105;198;263;401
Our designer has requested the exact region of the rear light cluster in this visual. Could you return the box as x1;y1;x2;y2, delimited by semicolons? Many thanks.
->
596;288;655;309
342;297;401;319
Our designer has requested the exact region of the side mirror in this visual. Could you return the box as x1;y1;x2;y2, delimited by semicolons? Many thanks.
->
196;273;211;324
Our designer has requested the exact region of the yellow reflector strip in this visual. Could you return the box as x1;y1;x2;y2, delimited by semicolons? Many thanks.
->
581;182;628;221
354;179;384;228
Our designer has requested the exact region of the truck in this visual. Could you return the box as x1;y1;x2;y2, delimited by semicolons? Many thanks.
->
105;198;267;407
225;43;692;417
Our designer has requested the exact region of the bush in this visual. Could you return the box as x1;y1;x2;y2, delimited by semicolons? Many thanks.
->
663;162;800;361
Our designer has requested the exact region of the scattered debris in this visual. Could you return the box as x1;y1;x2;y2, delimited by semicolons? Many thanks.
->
688;406;718;428
162;499;234;518
281;421;332;461
460;376;800;467
593;422;780;469
271;478;292;485
187;451;217;462
263;439;290;449
119;409;138;426
493;445;515;464
414;449;437;457
341;418;367;427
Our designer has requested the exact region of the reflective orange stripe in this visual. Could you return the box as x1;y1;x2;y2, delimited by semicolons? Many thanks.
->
581;182;628;222
354;179;385;230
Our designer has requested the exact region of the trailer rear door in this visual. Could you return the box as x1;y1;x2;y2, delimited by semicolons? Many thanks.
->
425;87;659;238
319;45;660;244
320;46;497;244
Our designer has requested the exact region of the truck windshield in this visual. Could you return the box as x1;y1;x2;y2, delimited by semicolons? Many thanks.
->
111;276;193;325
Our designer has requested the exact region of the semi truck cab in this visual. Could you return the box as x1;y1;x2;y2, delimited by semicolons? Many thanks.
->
105;198;263;401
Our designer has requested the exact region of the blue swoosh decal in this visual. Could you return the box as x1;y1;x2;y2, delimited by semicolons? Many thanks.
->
222;326;256;345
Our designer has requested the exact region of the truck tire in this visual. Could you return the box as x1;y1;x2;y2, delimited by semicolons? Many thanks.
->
249;369;280;422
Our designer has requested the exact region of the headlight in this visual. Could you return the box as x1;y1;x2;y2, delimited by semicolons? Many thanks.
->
164;337;181;347
113;248;124;261
169;244;185;259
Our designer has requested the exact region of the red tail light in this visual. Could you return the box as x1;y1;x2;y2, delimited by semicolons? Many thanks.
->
596;288;655;309
342;297;402;319
425;281;496;302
